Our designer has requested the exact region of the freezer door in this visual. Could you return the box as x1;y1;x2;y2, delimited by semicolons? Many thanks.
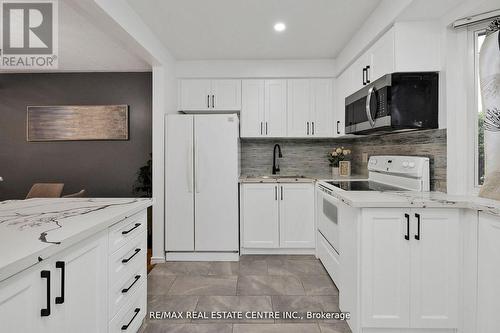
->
166;115;195;251
194;114;239;251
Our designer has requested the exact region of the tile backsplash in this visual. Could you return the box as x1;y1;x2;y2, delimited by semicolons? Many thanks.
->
240;129;447;192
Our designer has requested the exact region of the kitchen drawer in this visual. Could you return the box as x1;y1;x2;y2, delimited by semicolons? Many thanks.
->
109;231;147;287
109;211;147;253
109;281;146;333
109;258;147;319
317;231;340;287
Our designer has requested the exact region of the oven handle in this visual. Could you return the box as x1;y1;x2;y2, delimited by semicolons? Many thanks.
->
365;86;375;128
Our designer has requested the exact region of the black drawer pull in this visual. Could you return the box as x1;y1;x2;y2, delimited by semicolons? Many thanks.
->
122;223;141;235
122;248;141;264
121;307;140;330
404;214;410;240
41;270;51;317
55;261;65;304
415;213;421;240
122;275;141;293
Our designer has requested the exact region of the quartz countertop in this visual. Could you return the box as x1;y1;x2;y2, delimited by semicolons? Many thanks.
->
328;189;500;216
0;198;152;282
239;175;317;183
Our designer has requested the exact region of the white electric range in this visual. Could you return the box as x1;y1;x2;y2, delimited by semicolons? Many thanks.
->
315;156;430;284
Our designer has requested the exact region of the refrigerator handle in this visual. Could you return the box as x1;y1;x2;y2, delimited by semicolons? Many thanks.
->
194;135;200;193
187;143;193;193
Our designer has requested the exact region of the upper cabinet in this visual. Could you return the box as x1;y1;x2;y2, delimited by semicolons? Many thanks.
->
178;79;241;111
287;79;334;138
241;79;287;138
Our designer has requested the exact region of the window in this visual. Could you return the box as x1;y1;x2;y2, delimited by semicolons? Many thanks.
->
473;26;487;187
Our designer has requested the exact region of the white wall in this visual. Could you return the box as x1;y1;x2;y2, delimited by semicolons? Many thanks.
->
94;0;177;263
176;59;335;78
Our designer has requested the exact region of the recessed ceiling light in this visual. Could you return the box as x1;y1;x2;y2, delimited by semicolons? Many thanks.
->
274;22;286;32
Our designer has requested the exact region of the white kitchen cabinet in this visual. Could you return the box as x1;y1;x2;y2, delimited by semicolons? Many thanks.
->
178;79;241;111
0;262;51;333
333;71;349;137
361;208;459;330
241;79;286;137
241;183;314;251
287;79;334;138
369;27;395;82
241;184;279;248
51;233;108;333
279;183;315;248
477;212;500;333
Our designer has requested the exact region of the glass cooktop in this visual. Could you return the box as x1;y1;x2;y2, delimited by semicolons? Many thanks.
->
326;180;405;192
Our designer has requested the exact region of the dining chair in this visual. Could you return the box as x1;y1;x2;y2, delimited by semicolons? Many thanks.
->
26;183;64;199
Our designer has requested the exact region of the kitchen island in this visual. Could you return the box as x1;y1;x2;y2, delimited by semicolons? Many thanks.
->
0;198;152;333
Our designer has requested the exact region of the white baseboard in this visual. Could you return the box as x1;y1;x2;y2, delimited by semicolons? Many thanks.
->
165;252;239;261
240;248;316;255
150;256;166;264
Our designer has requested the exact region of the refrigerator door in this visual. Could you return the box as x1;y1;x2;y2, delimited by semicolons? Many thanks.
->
166;115;195;251
194;114;239;251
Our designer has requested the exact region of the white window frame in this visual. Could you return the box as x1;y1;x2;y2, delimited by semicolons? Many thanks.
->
468;22;489;193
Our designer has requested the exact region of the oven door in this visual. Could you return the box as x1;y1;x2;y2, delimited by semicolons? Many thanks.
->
316;185;341;254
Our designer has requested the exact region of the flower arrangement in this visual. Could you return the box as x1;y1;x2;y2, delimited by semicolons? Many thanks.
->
328;147;351;167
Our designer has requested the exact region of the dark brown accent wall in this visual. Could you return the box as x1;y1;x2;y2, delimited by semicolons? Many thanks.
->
0;72;152;200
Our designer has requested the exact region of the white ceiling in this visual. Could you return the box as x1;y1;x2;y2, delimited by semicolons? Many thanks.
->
127;0;382;60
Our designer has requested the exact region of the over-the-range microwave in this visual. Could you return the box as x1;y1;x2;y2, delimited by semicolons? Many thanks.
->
344;72;439;135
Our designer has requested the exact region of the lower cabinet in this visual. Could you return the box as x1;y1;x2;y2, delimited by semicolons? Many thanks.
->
0;210;148;333
361;208;459;330
241;183;315;250
477;212;500;333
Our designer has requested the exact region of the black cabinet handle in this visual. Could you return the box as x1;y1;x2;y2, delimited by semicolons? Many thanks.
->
265;122;268;135
404;214;410;240
122;275;141;293
366;65;371;84
40;270;51;317
336;121;340;134
415;213;421;240
122;248;141;264
121;307;140;330
312;122;315;135
55;261;65;304
274;186;277;201
122;223;141;235
362;67;367;85
207;95;210;108
307;122;310;135
212;95;215;108
280;186;283;201
260;122;263;135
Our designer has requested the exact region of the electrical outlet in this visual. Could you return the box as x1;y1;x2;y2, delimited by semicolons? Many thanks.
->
362;153;368;163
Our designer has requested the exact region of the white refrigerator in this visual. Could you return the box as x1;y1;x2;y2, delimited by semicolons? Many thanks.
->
166;114;239;255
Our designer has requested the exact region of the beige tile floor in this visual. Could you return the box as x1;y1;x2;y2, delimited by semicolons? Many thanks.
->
141;255;352;333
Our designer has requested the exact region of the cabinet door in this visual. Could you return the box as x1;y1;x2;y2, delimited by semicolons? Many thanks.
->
369;28;395;82
334;72;348;137
311;79;334;137
265;79;287;137
287;79;311;137
361;209;410;328
52;233;108;333
179;79;212;111
0;263;51;333
241;80;265;137
409;209;459;329
241;184;279;248
349;54;370;94
212;79;241;110
477;213;500;333
279;184;315;248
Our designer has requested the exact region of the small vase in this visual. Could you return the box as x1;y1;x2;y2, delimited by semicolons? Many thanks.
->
332;167;339;178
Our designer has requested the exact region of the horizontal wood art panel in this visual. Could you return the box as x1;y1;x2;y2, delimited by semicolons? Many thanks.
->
27;105;129;141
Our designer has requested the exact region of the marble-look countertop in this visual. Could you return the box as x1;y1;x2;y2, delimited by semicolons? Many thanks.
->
0;198;152;282
239;175;316;183
329;190;500;216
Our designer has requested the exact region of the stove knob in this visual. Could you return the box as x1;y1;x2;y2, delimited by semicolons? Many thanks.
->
402;161;409;168
409;162;416;168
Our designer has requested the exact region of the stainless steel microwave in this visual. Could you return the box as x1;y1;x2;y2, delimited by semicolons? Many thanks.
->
344;72;439;135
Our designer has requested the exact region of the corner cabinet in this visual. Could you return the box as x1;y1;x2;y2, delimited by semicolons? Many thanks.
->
240;79;287;138
178;79;241;111
360;208;459;330
287;79;334;138
240;183;315;252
